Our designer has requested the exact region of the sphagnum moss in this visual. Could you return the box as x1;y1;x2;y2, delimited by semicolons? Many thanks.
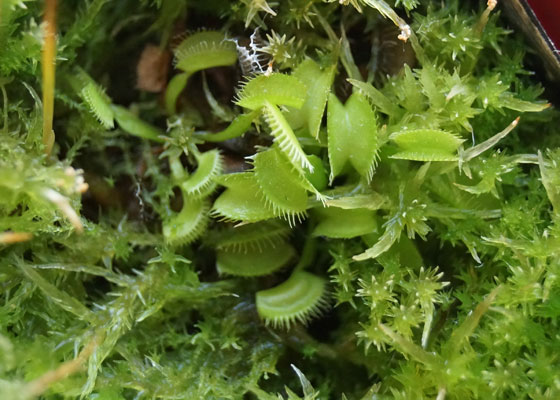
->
1;0;560;399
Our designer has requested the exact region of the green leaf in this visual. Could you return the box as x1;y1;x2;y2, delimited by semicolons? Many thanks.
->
18;262;95;322
348;78;401;117
236;74;307;110
378;324;439;366
291;364;319;400
216;240;295;277
253;148;310;224
353;223;402;261
539;151;560;213
212;172;276;223
460;118;519;164
80;82;114;129
312;207;377;239
256;271;329;329
196;110;259;142
289;59;336;139
111;105;164;142
165;72;190;115
213;220;291;252
180;150;223;198
165;31;237;115
327;92;379;182
262;101;314;171
445;286;501;352
174;31;237;73
499;95;550;113
390;129;465;161
304;155;328;192
326;192;387;210
162;196;209;245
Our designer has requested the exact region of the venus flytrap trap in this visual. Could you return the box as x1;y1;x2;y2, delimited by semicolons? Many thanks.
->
287;59;336;140
236;74;307;110
161;147;224;245
216;239;295;277
165;30;238;115
71;68;115;129
211;172;277;223
72;68;165;142
312;207;377;239
180;149;223;197
211;219;291;252
252;148;311;223
327;92;379;183
389;129;465;162
261;101;315;172
80;82;115;129
256;270;330;329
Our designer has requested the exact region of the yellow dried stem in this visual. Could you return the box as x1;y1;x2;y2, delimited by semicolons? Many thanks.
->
42;0;57;155
476;0;497;34
42;188;84;233
0;232;32;244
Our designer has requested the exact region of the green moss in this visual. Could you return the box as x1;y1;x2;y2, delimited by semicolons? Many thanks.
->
1;0;560;399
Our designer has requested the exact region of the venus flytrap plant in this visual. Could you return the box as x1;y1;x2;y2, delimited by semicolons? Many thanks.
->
70;68;115;129
327;92;379;183
256;270;330;329
161;147;224;245
312;207;377;239
80;82;114;129
162;196;210;245
209;146;332;326
253;148;311;224
196;109;260;142
255;147;328;216
180;149;223;197
389;129;465;162
211;219;291;252
212;172;277;223
165;31;238;114
216;240;295;276
174;31;238;74
252;234;332;328
261;101;315;172
236;73;308;110
287;59;336;140
234;73;319;172
72;69;165;142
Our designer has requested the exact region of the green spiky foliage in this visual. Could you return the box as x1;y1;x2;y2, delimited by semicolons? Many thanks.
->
2;0;560;399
